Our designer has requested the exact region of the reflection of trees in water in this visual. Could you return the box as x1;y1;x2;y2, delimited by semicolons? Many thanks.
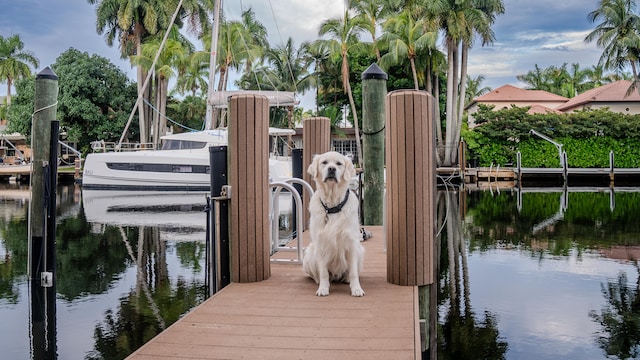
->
87;225;206;360
437;189;508;359
0;214;28;304
590;266;640;360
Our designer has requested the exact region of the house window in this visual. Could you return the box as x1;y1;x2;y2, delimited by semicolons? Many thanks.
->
331;139;359;164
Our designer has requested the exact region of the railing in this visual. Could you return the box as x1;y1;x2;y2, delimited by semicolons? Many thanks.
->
269;178;313;264
90;140;155;152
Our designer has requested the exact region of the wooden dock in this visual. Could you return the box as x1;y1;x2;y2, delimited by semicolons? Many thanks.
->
126;226;421;360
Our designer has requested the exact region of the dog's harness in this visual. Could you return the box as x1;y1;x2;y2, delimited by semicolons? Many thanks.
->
320;190;350;222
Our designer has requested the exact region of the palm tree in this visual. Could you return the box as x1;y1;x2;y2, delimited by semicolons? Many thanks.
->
133;25;193;146
210;19;259;92
352;0;401;61
423;0;504;166
88;0;173;143
464;75;490;107
174;51;209;97
0;34;39;106
584;64;613;88
302;40;332;113
318;8;372;165
240;7;269;74
585;0;640;95
379;9;437;90
517;64;550;90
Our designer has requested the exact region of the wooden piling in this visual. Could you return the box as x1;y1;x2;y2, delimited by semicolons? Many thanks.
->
385;90;436;286
302;117;332;188
361;63;387;226
29;67;58;280
228;94;270;283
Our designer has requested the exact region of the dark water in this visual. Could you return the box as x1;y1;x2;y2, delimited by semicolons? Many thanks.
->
437;187;640;360
0;184;209;360
0;183;639;359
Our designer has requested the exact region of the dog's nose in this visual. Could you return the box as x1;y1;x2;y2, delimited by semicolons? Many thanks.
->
328;166;336;174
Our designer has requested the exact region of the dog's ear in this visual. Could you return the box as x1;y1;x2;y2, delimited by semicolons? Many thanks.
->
307;154;319;179
343;157;356;182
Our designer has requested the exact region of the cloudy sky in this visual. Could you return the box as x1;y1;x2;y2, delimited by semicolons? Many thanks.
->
1;0;604;109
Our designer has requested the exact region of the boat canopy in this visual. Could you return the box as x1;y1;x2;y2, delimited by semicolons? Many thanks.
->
209;91;298;108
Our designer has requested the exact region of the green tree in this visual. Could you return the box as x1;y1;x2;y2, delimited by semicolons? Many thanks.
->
88;0;174;144
423;0;504;166
318;8;372;164
379;9;437;90
352;0;402;61
173;51;209;98
465;74;491;107
0;34;39;106
585;0;640;94
55;49;138;152
133;25;192;147
7;48;137;153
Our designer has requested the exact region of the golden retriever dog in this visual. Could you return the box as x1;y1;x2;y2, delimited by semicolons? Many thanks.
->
302;151;365;297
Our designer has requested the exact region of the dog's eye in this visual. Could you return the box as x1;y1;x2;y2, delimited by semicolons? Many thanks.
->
322;160;328;165
336;161;342;166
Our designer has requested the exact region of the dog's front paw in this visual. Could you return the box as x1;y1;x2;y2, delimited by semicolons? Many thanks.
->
351;287;365;297
316;286;330;296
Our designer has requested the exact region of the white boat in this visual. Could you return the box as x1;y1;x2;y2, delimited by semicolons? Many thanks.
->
82;126;296;191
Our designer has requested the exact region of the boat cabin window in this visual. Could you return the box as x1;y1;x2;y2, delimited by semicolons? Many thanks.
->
161;140;208;150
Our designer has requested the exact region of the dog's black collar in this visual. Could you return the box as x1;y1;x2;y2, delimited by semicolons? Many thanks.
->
321;190;350;214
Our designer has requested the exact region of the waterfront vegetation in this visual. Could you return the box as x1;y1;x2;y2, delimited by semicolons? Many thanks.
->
464;106;640;167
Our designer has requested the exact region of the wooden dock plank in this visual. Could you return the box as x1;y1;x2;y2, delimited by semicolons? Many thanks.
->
126;226;420;360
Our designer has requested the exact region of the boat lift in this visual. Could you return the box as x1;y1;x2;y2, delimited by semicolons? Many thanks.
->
529;129;568;180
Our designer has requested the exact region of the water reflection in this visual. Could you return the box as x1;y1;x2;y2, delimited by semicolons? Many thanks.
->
438;186;640;360
0;184;208;359
2;183;640;359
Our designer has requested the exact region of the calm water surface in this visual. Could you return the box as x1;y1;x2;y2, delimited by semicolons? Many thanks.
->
438;187;640;360
0;183;639;359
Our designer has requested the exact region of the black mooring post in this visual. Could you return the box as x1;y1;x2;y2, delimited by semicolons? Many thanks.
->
47;120;59;277
291;148;303;236
209;146;230;294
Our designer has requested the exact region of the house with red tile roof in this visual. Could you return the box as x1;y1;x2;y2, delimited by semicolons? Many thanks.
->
466;84;569;128
555;80;640;113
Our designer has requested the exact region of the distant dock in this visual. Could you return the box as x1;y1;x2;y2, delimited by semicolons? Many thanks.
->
0;164;80;183
437;167;640;187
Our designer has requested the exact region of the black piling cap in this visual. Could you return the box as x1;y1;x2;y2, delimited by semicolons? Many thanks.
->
361;63;388;80
36;67;58;80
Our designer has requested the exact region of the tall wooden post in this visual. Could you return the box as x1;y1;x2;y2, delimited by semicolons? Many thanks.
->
228;94;270;283
29;67;59;359
385;90;436;286
29;67;58;280
361;63;387;225
302;117;331;223
302;116;332;187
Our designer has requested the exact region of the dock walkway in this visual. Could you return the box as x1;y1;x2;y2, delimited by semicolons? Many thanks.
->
126;226;421;360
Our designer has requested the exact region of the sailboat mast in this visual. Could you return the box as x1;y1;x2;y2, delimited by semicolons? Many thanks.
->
205;0;221;130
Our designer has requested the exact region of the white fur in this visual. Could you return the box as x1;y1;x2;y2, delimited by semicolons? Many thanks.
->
302;151;365;297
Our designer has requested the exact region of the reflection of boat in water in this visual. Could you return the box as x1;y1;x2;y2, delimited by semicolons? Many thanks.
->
82;190;209;242
82;124;295;191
